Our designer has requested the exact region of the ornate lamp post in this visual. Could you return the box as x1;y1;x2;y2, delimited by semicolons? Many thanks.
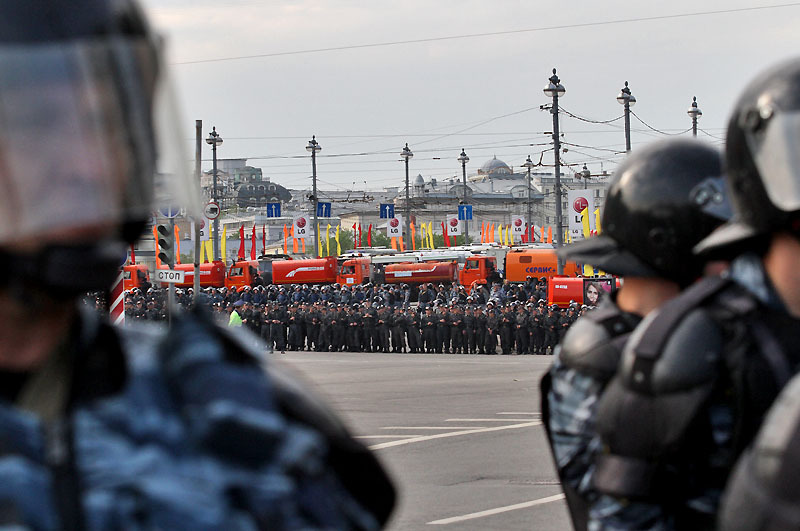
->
205;126;223;260
688;96;702;137
458;148;470;241
616;81;636;153
400;143;413;240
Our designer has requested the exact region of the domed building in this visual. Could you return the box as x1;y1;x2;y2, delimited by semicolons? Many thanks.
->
477;155;513;177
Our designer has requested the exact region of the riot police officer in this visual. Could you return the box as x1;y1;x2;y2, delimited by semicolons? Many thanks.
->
593;62;800;529
542;138;730;530
0;1;395;527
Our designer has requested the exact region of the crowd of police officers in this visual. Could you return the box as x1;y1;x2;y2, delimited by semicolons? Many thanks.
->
116;277;591;355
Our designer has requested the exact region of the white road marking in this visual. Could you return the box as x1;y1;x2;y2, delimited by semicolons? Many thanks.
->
497;412;540;415
427;493;566;525
445;418;537;422
368;421;540;450
354;435;422;439
382;426;488;430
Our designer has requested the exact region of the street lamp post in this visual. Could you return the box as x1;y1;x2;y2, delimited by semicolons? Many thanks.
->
616;81;636;153
544;68;566;274
205;126;223;261
306;135;321;257
522;155;535;242
458;149;469;242
688;96;702;137
401;143;413;242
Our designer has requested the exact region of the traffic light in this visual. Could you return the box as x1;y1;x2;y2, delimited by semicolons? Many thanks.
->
156;223;174;267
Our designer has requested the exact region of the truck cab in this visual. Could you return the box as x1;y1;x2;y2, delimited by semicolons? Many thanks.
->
225;260;261;289
459;255;501;288
122;264;151;291
336;256;371;286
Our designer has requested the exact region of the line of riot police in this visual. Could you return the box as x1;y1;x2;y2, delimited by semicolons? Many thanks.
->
112;277;587;355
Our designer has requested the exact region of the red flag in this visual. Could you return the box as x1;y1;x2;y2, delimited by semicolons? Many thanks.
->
367;224;373;247
522;224;528;244
283;224;288;254
442;221;450;247
358;224;362;247
262;225;266;256
238;224;245;259
352;223;358;248
250;225;256;260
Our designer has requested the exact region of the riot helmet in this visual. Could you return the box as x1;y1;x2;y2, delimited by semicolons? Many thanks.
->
0;0;200;296
697;58;800;256
558;138;730;287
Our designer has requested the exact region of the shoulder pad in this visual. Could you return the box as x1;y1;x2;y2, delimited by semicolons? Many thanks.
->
620;307;723;394
559;304;640;381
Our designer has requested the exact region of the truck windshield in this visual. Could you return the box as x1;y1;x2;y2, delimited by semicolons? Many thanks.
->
340;265;356;274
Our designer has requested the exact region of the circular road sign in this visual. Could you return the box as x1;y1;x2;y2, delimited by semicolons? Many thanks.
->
204;202;220;220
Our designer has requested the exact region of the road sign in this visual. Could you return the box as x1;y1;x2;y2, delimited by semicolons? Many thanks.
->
317;202;332;218
458;204;473;221
266;202;281;218
203;201;220;220
159;206;181;219
379;203;395;219
155;269;185;283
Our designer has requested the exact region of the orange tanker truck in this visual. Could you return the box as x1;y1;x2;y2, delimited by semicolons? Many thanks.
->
504;248;579;282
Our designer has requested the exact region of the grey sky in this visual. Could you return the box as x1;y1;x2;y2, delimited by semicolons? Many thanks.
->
141;0;800;192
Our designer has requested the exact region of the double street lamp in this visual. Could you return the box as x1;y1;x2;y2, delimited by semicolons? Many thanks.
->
616;81;636;153
306;135;321;257
401;143;413;241
458;149;469;240
205;126;223;261
543;68;566;273
688;97;702;137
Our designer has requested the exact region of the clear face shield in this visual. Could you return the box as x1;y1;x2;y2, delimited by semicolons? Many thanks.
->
0;36;200;247
745;106;800;213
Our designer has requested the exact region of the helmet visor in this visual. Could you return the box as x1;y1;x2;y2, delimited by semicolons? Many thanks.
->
748;109;800;213
0;37;200;245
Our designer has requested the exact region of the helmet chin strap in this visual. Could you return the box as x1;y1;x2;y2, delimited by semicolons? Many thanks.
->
0;241;128;303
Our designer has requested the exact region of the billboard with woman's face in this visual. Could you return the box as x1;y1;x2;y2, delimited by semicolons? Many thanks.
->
583;278;614;306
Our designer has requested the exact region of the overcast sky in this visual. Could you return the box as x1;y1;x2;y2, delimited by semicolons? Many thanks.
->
141;0;800;193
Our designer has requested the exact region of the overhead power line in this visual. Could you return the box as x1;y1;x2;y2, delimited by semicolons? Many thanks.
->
174;3;800;65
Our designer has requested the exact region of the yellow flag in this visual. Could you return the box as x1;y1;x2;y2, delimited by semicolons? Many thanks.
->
498;224;503;244
326;224;331;256
594;208;602;235
565;229;570;244
221;226;227;261
335;225;341;255
509;226;514;245
420;224;426;249
581;207;591;238
428;222;435;249
317;224;323;257
584;263;595;276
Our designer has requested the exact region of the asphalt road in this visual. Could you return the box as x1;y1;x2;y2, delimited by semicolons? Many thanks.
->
273;351;572;530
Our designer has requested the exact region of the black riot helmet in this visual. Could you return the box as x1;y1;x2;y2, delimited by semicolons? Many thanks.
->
0;0;199;296
558;138;730;287
696;58;800;256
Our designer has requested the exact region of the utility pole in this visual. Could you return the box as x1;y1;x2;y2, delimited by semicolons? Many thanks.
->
401;143;413;241
307;136;321;257
544;68;566;274
193;120;201;300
